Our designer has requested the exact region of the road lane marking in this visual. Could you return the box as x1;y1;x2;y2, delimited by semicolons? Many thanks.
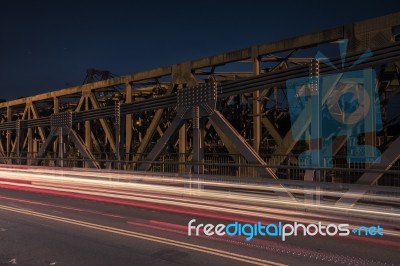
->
0;204;285;266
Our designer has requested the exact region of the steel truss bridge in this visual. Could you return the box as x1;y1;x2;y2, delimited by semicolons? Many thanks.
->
1;13;400;208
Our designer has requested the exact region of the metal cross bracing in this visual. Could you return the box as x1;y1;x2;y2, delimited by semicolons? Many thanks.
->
0;13;400;206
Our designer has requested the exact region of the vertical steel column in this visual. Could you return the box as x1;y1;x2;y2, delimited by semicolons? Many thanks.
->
6;106;11;157
114;100;121;169
53;97;59;160
16;120;20;165
27;104;33;165
179;124;187;173
53;97;59;114
125;83;133;165
363;69;376;166
192;106;204;174
381;82;388;144
253;57;261;153
310;59;321;204
84;94;91;168
59;127;64;167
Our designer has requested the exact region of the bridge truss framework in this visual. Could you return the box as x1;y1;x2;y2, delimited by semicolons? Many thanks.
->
1;13;400;206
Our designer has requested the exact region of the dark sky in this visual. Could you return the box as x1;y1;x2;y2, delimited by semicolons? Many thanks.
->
1;0;399;100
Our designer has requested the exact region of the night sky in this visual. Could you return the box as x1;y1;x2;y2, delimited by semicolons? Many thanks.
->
1;0;399;100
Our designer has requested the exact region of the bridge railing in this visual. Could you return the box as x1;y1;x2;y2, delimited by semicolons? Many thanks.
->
3;152;399;188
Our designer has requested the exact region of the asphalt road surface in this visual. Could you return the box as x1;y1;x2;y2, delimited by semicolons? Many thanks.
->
0;187;399;266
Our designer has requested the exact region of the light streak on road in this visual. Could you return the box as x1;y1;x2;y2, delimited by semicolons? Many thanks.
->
0;165;399;238
1;166;399;204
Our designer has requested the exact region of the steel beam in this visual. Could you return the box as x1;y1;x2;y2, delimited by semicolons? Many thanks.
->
138;115;184;171
34;111;100;169
114;101;121;169
0;12;399;182
261;117;283;144
208;110;294;199
178;123;187;174
208;110;278;179
53;97;59;155
209;120;240;156
84;95;91;168
1;12;398;110
33;128;58;164
273;74;343;164
30;103;46;142
336;135;400;207
75;96;85;113
125;83;133;158
6;107;11;156
1;43;399;134
27;105;32;165
88;92;116;152
134;85;174;163
192;106;204;174
68;129;100;169
0;140;7;164
253;57;261;153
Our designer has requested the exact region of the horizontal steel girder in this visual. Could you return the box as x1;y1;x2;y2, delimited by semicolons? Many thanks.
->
1;42;400;131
